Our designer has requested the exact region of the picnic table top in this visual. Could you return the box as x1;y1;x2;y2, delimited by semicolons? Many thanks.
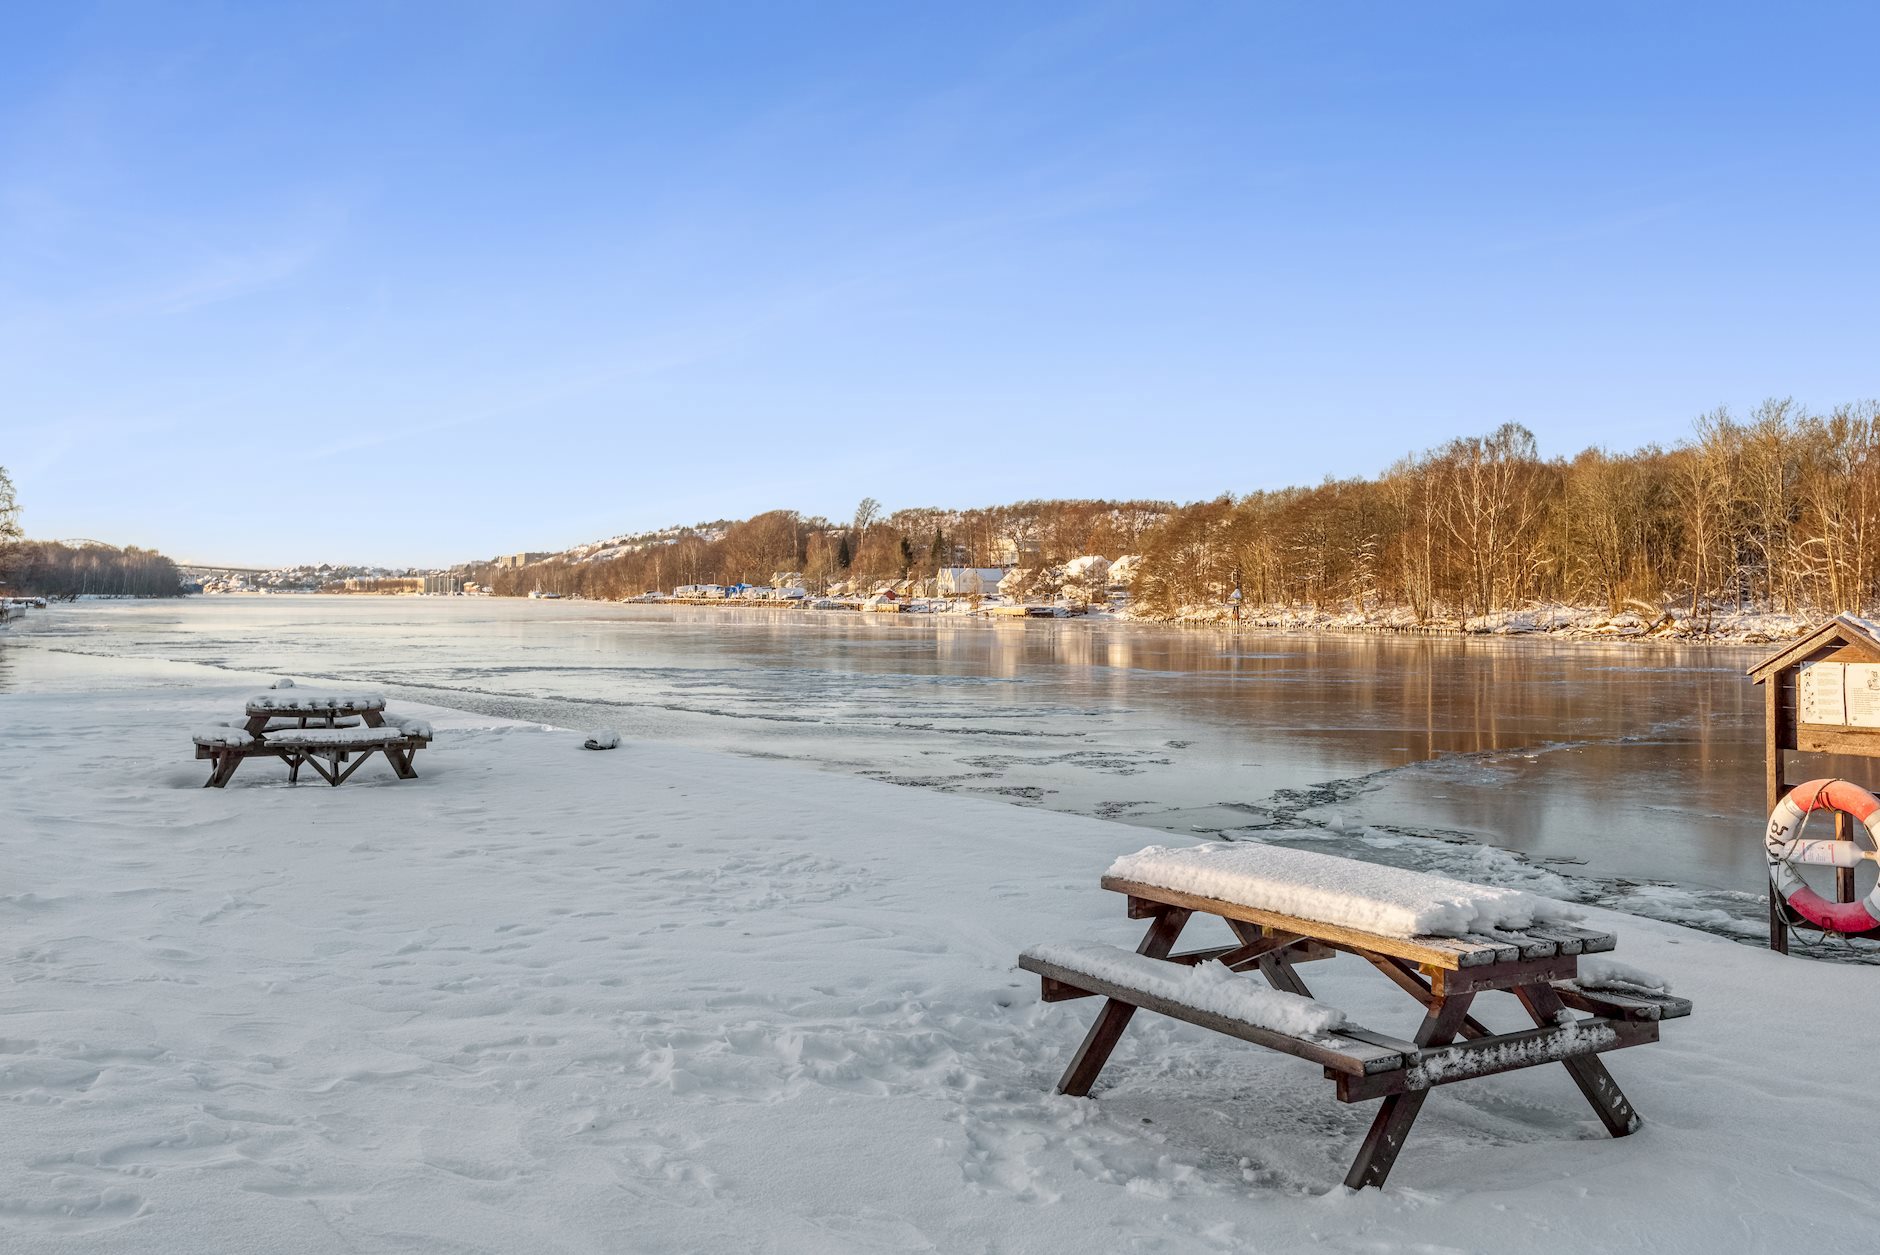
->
1103;874;1617;971
246;690;387;715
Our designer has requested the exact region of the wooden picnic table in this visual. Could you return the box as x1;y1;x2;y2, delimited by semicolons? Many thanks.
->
1020;864;1690;1189
193;691;432;787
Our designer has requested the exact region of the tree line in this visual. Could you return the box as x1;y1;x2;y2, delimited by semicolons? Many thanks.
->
3;539;186;598
480;399;1880;622
1132;400;1880;621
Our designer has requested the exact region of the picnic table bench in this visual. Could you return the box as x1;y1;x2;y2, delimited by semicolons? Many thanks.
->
193;690;432;787
1020;843;1689;1189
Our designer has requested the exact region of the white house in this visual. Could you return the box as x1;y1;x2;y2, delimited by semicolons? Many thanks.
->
935;567;1008;597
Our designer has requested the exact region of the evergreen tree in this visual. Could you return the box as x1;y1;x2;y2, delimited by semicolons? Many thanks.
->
929;527;947;568
835;534;852;570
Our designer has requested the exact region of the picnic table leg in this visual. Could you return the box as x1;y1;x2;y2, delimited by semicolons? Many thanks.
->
288;753;303;785
1513;982;1641;1137
300;753;338;785
1344;992;1477;1189
1055;906;1192;1098
333;748;389;785
205;751;243;788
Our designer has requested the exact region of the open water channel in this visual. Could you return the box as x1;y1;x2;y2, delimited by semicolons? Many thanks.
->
6;596;1850;950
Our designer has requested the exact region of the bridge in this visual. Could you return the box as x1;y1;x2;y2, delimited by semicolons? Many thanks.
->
176;562;273;577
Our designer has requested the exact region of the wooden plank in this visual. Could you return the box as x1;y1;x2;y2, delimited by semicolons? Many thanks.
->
1106;877;1498;970
1522;924;1586;956
1020;952;1411;1078
1549;980;1692;1023
1481;928;1559;960
1040;976;1095;1003
1335;1016;1658;1102
1431;953;1580;996
1456;932;1526;963
1549;925;1617;954
1794;725;1880;755
1335;1026;1422;1057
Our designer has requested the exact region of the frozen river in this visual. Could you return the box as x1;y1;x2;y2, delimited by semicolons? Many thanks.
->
1;596;1805;943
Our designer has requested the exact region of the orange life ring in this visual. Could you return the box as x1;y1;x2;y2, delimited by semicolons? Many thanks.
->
1766;778;1880;933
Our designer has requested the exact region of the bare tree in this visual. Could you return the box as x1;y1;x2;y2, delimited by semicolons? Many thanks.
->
1434;423;1551;617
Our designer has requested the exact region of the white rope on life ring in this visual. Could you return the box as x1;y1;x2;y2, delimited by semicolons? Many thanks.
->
1766;777;1880;934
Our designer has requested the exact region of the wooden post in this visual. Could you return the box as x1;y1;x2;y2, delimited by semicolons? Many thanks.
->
1836;809;1856;904
1766;663;1789;954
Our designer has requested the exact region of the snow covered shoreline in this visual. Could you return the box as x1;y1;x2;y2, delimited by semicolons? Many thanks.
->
2;656;1873;1252
1129;602;1811;646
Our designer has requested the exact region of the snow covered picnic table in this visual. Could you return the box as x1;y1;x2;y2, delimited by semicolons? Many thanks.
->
1020;842;1691;1189
190;690;432;787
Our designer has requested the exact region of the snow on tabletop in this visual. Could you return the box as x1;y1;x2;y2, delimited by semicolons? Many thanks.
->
263;725;414;747
191;726;255;747
1107;841;1583;939
246;689;387;712
1577;957;1673;996
1023;941;1347;1037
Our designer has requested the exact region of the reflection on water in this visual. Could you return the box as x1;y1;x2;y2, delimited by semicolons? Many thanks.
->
15;597;1801;942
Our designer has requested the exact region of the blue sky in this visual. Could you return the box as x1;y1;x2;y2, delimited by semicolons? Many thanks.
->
3;2;1876;567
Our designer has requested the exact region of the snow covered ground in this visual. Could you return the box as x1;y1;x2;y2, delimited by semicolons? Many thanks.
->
1140;601;1814;644
4;656;1877;1252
